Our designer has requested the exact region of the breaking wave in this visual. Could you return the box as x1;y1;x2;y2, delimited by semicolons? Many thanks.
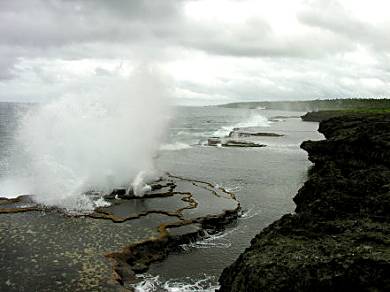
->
212;114;270;137
239;208;260;220
160;142;192;151
133;274;219;292
180;228;237;251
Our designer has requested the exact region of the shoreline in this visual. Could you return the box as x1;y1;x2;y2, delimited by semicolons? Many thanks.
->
301;110;390;122
218;113;390;291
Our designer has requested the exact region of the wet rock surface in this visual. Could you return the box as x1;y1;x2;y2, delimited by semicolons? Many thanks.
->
0;174;239;291
207;137;266;148
206;128;283;148
228;129;284;138
221;140;266;148
219;114;390;292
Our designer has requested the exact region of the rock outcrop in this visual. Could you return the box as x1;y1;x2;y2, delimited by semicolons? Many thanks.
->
228;129;284;138
207;137;266;148
0;174;240;291
301;110;351;122
219;114;390;291
301;110;390;122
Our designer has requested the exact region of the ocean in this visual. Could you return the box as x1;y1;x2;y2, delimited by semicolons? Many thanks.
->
0;103;323;291
145;106;323;291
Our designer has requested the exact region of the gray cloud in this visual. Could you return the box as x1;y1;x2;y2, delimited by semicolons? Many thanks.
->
0;0;183;47
183;28;354;58
0;0;363;64
0;0;389;103
175;55;390;103
298;0;390;52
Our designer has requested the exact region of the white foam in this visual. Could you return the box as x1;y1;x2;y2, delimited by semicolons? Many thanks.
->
160;142;192;151
134;274;161;292
180;228;237;251
133;274;219;292
239;208;260;220
0;66;172;211
93;196;111;208
132;170;156;197
163;276;219;292
212;114;270;137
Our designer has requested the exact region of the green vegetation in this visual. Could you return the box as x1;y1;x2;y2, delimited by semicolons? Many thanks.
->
301;108;390;122
220;98;390;111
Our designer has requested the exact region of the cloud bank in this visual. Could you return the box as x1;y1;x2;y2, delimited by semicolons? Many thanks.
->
0;0;389;104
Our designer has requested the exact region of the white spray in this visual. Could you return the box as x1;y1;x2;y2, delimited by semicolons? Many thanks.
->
3;66;172;211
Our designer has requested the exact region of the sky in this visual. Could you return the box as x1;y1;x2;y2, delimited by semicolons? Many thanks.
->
0;0;389;105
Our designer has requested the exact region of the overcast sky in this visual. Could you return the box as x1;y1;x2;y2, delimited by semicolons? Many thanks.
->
0;0;389;105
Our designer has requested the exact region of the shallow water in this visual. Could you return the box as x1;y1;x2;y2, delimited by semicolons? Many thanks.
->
0;104;323;291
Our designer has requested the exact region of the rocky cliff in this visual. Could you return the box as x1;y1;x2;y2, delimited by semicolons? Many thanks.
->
219;114;390;291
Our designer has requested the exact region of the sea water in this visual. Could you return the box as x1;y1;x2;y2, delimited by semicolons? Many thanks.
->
145;106;323;291
0;103;322;291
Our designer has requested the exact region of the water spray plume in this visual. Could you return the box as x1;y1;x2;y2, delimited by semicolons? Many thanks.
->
1;66;172;212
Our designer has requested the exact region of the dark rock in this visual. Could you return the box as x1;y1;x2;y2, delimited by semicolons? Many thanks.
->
301;110;348;122
229;129;284;138
208;136;266;148
219;114;390;291
237;132;283;138
105;188;135;200
301;110;390;122
228;129;283;138
222;140;266;148
101;174;241;286
208;137;222;146
271;115;301;119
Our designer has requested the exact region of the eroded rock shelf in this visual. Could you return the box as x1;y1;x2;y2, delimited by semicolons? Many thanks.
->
0;174;240;291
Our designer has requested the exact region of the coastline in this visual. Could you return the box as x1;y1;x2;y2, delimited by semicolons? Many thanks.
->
301;110;390;122
219;113;390;291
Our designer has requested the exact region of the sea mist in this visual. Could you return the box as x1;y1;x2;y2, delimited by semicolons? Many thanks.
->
2;66;172;212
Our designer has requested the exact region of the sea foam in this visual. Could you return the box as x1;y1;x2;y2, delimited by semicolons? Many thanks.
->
212;113;270;137
133;274;219;292
0;66;172;211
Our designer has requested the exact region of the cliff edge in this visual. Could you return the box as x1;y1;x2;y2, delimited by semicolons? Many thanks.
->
219;114;390;291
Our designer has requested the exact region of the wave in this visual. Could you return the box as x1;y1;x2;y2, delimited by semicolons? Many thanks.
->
180;228;237;251
215;182;242;193
133;274;219;292
163;276;219;292
133;274;161;292
212;114;270;137
239;208;260;220
160;142;192;151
